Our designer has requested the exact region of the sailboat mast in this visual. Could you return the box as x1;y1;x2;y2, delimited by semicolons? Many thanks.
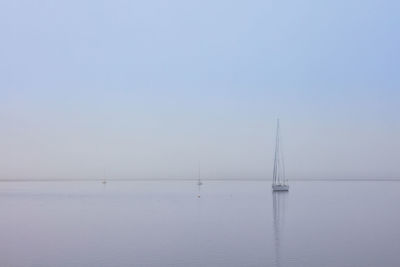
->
273;119;280;185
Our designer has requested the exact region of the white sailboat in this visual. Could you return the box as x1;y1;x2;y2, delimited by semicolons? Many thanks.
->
272;119;289;191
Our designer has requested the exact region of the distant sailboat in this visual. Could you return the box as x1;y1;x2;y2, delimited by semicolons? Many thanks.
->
102;168;107;184
197;164;203;186
197;164;202;198
272;119;289;191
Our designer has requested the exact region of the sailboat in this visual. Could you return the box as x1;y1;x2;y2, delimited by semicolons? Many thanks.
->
272;119;289;191
197;164;203;186
102;168;107;184
197;165;202;198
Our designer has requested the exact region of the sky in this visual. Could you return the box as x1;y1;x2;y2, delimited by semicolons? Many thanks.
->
0;0;399;180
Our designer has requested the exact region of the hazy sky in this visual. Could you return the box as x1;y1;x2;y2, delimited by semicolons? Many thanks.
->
1;0;399;180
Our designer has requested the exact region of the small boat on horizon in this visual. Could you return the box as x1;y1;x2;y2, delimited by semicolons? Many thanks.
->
197;164;202;197
197;165;203;186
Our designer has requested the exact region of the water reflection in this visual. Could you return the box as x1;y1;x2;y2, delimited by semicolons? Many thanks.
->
273;191;288;267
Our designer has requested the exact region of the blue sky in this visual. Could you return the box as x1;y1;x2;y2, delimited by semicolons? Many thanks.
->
0;0;399;179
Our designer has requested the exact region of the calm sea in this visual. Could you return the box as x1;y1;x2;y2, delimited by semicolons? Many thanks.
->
0;181;399;267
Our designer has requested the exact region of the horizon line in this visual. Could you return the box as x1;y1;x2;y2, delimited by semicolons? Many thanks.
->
1;178;400;182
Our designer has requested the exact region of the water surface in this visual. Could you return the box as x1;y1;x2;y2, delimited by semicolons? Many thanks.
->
0;181;399;267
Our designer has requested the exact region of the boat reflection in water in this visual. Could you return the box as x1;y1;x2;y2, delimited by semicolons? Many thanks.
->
273;190;288;267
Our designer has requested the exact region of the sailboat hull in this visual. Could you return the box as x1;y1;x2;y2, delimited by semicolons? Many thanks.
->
272;184;289;191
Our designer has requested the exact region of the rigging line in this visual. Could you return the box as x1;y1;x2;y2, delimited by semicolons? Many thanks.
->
279;124;286;185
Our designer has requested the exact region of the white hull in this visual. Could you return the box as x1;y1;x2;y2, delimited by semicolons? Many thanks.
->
272;184;289;191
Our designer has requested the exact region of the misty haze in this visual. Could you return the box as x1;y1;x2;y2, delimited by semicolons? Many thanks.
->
1;0;399;266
